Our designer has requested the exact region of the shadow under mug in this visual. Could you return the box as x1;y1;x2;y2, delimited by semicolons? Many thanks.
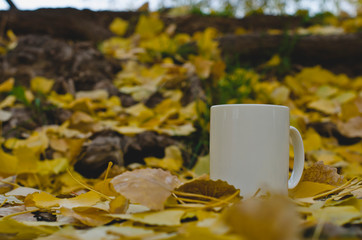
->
210;104;304;197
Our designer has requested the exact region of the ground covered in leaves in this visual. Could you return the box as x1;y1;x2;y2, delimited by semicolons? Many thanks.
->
0;11;361;240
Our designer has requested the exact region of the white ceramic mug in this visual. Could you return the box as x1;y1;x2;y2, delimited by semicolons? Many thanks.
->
210;104;304;197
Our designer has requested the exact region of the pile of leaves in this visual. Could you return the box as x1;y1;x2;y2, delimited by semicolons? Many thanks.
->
0;12;361;239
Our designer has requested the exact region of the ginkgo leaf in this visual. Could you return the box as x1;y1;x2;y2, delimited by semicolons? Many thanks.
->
0;77;14;92
109;195;129;214
135;14;164;39
308;99;340;115
5;187;41;197
109;209;185;226
110;168;181;210
61;206;113;227
337;116;362;138
144;145;183;171
175;179;239;202
25;191;102;209
30;76;54;94
0;194;23;204
0;218;58;239
312;206;361;226
109;17;129;36
289;181;336;199
302;161;344;186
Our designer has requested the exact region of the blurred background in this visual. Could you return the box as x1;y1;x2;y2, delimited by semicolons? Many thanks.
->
0;0;359;17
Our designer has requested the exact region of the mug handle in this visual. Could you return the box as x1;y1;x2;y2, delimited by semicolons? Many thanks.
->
288;126;305;189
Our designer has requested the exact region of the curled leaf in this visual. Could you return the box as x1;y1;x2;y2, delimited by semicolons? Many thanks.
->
302;161;344;186
110;168;181;210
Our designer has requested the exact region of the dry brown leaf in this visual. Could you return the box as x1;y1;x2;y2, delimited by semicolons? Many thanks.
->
302;161;344;186
337;116;362;138
175;179;239;202
222;196;300;240
110;168;181;210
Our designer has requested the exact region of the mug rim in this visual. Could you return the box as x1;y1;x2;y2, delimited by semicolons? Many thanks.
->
211;104;288;109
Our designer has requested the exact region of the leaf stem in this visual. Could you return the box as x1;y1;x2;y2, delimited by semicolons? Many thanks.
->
66;168;112;201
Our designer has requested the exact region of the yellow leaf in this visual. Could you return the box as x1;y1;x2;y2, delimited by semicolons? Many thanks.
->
316;85;338;98
289;181;336;199
94;178;119;197
75;89;109;100
0;147;18;175
340;98;360;121
0;218;58;239
135;14;164;39
25;191;102;209
49;137;68;152
313;206;361;226
4;130;49;153
109;209;185;226
303;128;322;152
109;195;129;214
193;27;220;59
109;17;129;36
113;125;148;136
174;223;241;240
110;168;181;210
0;78;14;92
270;85;290;104
308;99;340;114
61;206;113;227
144;145;183;171
264;54;281;67
30;76;54;94
191;56;213;79
192;155;210;177
37;158;69;175
0;95;16;109
13;146;41;174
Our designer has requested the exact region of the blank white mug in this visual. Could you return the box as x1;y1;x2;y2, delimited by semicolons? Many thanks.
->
210;104;304;197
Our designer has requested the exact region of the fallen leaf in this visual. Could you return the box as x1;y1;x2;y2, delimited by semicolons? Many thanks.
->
0;218;58;239
192;155;210;177
5;187;41;198
144;145;184;171
109;195;129;214
109;209;185;226
175;179;239;202
0;78;14;92
289;181;336;199
222;196;300;240
30;76;54;94
312;206;362;226
337;116;362;138
61;206;113;227
308;99;340;115
109;17;129;36
302;161;344;186
110;168;181;210
0;194;23;204
0;109;12;121
25;191;102;209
